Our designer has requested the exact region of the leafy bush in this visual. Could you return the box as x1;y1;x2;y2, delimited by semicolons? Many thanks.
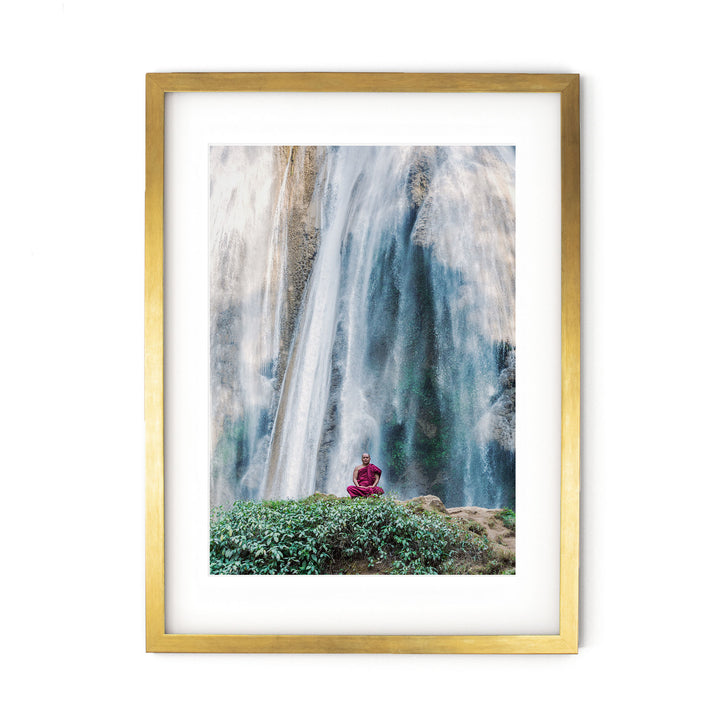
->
495;508;516;531
210;494;503;575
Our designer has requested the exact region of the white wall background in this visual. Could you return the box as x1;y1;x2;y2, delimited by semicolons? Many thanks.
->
1;2;718;718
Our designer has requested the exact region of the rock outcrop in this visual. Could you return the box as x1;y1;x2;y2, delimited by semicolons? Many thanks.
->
276;146;323;378
400;494;516;555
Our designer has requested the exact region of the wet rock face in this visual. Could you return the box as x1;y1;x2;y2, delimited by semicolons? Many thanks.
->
488;348;516;452
407;150;435;208
210;146;516;508
209;146;324;503
276;146;323;380
480;348;516;509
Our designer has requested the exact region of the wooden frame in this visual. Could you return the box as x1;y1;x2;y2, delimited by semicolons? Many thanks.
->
145;72;580;653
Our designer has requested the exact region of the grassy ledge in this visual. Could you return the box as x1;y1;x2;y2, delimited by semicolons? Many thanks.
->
210;494;515;575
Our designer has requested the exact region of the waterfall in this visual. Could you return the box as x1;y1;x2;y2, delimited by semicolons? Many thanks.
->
210;145;516;509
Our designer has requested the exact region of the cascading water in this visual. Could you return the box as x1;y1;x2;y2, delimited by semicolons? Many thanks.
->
209;145;515;509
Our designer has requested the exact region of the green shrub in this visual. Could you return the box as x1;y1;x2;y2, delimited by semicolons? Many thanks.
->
210;494;501;575
495;508;516;531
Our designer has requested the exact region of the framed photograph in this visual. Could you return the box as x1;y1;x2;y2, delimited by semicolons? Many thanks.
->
145;73;580;653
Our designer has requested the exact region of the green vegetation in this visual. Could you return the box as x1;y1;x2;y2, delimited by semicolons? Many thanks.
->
210;494;513;575
495;508;516;531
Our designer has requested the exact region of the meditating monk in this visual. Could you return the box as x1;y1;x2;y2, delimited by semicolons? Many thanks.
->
347;453;384;497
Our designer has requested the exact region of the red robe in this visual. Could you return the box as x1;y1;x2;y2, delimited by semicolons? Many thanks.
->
347;464;384;497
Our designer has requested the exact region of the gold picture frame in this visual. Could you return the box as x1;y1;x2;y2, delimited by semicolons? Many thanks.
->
145;72;580;653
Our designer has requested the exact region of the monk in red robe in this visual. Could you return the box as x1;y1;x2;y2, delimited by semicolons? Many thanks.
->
347;453;384;497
